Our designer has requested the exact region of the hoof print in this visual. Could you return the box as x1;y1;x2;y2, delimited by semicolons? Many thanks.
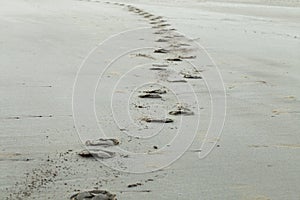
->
134;53;155;60
152;64;168;67
144;14;153;18
154;31;166;34
78;149;93;158
170;43;191;48
150;67;167;70
178;55;196;59
169;110;194;116
150;20;166;25
166;58;182;62
183;74;202;79
142;117;174;123
85;138;119;147
159;24;171;27
154;48;170;53
138;94;162;98
70;190;117;200
155;39;169;43
127;183;143;188
152;24;170;28
173;34;184;38
143;89;166;94
167;79;187;83
169;106;194;116
150;16;163;20
78;149;115;159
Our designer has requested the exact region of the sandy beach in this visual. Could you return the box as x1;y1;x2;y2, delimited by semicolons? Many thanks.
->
1;0;299;199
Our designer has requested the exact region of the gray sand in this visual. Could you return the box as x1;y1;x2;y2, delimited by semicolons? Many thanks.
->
0;0;299;199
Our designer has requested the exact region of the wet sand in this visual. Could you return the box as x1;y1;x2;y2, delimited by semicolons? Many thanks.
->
1;0;299;199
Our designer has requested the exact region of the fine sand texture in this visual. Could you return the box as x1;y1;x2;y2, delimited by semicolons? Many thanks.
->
1;0;299;199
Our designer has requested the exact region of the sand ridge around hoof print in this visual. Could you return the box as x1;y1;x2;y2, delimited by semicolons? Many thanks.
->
78;138;120;159
85;138;119;147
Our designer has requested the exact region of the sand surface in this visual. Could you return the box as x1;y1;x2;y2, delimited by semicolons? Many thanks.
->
0;0;299;199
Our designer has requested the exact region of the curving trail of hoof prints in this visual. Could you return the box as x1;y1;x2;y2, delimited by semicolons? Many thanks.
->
71;0;205;199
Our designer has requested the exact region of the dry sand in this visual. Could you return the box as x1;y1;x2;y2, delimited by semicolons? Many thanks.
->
0;0;299;199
